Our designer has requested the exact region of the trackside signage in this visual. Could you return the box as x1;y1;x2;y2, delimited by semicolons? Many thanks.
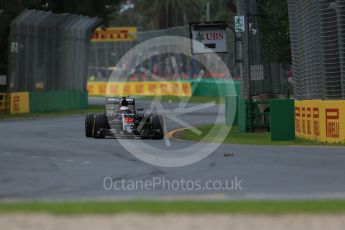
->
295;100;345;143
87;81;192;97
10;92;29;114
190;22;228;54
91;27;137;42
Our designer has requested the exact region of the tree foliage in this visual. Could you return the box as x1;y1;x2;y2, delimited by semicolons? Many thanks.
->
257;0;291;64
0;0;291;74
112;0;237;30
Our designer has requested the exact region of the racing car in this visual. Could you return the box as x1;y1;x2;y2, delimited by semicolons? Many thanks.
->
85;97;164;139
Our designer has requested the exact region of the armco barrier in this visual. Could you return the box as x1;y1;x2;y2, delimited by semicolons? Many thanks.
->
30;90;88;113
87;81;192;97
295;100;345;143
10;92;29;114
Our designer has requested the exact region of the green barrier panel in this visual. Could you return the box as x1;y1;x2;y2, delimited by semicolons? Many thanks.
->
225;95;238;126
270;99;295;141
236;98;271;133
238;97;248;132
30;90;88;113
190;80;240;97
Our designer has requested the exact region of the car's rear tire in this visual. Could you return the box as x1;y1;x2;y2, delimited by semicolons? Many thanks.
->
151;115;164;140
85;113;95;137
93;114;106;139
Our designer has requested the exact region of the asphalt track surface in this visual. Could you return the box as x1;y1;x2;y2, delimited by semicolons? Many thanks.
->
0;97;345;200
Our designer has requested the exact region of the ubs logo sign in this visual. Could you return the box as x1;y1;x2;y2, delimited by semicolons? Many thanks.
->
326;108;340;138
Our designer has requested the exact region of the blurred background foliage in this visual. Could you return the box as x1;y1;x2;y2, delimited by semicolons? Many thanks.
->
257;0;291;64
0;0;290;74
112;0;237;29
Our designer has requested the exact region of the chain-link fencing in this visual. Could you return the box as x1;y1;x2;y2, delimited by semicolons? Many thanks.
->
8;9;101;92
288;0;345;99
236;0;292;99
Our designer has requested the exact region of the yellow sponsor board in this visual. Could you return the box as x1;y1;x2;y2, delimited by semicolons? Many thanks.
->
295;100;345;143
10;92;29;114
87;82;192;97
91;27;137;42
0;93;9;113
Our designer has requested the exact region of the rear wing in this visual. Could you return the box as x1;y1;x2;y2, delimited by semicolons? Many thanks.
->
105;97;135;105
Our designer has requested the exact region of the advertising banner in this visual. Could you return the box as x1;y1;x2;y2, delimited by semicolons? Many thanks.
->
295;100;345;143
87;82;192;97
10;92;29;114
91;27;137;42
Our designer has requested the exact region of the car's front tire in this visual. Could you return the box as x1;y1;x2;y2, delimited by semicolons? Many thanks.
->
151;115;164;140
85;113;95;137
93;114;106;139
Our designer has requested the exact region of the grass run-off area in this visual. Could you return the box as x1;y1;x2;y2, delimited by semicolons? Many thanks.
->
177;124;345;146
0;200;345;215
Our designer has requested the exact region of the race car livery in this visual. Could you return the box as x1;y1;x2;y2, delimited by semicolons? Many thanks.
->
85;97;164;139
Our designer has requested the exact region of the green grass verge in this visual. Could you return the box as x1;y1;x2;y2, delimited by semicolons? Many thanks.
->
0;200;345;215
177;125;345;146
0;105;104;120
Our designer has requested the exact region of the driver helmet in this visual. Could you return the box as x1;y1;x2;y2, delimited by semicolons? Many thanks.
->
120;97;128;106
120;106;130;111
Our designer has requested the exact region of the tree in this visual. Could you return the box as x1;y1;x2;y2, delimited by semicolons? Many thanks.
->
111;0;237;30
42;0;119;25
206;0;237;26
257;0;291;64
120;0;203;29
